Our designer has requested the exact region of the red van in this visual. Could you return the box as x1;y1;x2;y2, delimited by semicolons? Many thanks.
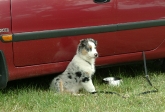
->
0;0;165;88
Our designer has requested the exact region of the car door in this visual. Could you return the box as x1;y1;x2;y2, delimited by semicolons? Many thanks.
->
12;0;117;67
115;0;165;55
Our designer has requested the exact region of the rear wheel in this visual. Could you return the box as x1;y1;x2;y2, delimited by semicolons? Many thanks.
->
0;51;8;89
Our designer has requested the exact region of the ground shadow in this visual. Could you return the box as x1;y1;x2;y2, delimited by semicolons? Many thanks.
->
1;59;163;93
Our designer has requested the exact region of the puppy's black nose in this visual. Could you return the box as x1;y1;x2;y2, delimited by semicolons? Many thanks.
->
94;53;98;57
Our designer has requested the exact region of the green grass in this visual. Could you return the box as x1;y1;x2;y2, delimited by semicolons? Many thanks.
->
1;61;165;112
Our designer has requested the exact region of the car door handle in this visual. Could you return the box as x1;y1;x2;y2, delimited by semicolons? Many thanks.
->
94;0;110;3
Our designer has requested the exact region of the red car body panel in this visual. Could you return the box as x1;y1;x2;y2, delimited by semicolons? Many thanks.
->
12;0;165;67
12;0;117;66
0;0;165;84
117;0;165;23
12;0;116;32
12;26;165;66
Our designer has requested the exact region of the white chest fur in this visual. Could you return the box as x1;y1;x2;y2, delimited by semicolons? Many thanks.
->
72;55;95;75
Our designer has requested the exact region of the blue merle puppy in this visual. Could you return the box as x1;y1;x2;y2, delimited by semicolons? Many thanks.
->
50;38;98;95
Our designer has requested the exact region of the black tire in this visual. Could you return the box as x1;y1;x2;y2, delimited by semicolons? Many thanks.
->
0;51;8;89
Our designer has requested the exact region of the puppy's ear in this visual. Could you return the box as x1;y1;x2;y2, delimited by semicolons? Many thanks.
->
88;38;97;45
80;39;85;43
93;40;97;45
80;39;88;46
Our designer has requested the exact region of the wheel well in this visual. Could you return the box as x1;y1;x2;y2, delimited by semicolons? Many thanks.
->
0;50;8;89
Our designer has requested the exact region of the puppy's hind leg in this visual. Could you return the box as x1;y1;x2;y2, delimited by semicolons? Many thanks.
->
50;78;64;93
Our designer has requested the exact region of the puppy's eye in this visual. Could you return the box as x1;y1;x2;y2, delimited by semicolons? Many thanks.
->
88;46;92;51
